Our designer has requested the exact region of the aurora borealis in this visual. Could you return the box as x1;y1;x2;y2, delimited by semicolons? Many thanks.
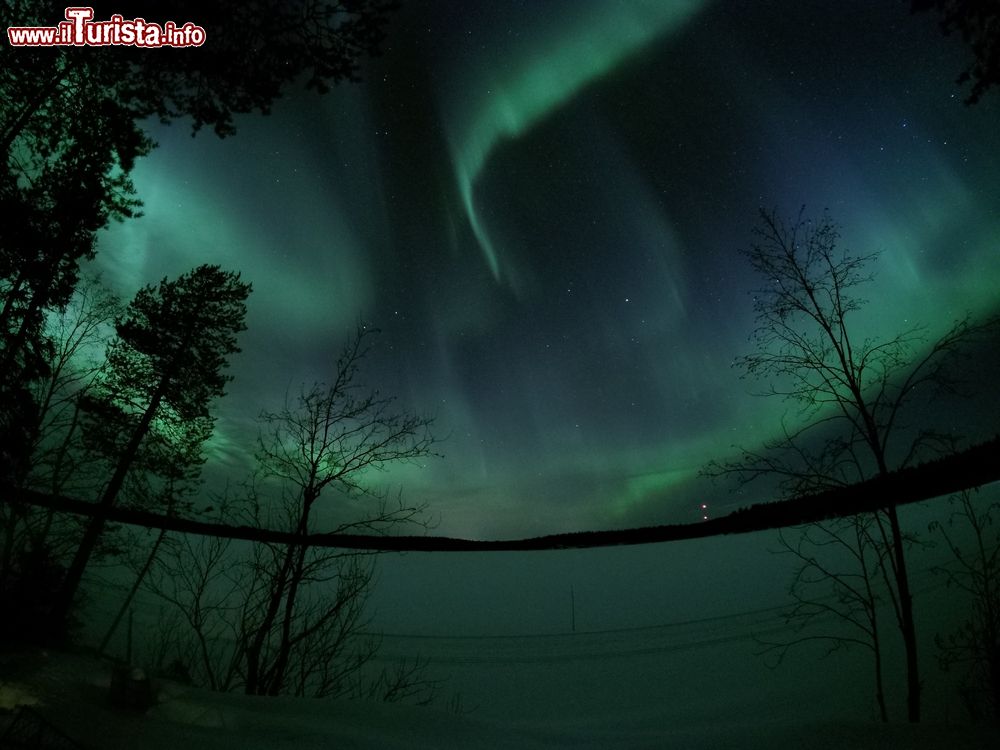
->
91;0;1000;539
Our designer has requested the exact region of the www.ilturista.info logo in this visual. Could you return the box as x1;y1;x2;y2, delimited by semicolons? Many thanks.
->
7;7;206;48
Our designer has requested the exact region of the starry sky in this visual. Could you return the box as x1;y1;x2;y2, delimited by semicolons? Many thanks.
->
92;0;1000;539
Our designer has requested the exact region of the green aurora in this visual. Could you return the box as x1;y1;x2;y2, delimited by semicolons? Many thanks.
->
92;0;1000;538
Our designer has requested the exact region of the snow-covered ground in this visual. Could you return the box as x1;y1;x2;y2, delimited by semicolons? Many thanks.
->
4;499;997;747
0;647;996;749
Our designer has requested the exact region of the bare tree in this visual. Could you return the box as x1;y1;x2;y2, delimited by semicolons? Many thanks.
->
931;489;1000;721
704;207;996;722
757;515;894;722
242;324;436;696
29;276;122;490
0;277;120;637
145;325;439;700
98;475;200;658
143;502;251;692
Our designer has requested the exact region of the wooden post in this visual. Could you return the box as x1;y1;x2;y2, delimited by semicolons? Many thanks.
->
570;586;576;633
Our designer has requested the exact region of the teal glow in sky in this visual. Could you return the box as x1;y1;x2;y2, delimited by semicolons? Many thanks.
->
94;0;1000;538
443;0;707;288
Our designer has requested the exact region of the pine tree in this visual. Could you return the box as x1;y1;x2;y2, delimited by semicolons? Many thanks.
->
48;264;250;637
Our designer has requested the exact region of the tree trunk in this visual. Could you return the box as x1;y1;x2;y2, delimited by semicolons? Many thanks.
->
0;62;68;157
244;540;297;695
872;631;888;723
0;268;27;338
267;539;309;695
266;496;316;696
868;433;921;724
886;503;921;722
48;384;166;637
98;525;168;657
0;498;24;592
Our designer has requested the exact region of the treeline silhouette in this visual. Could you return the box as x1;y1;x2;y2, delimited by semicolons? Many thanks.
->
7;436;998;552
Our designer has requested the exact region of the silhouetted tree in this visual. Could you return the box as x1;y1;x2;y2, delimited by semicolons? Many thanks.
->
97;475;196;658
27;277;123;499
705;207;995;722
931;489;1000;721
0;24;150;482
2;0;399;147
143;499;249;692
48;265;250;636
242;324;436;697
144;325;438;699
912;0;1000;104
0;0;398;481
0;277;122;638
1;0;399;642
0;99;146;482
757;515;894;722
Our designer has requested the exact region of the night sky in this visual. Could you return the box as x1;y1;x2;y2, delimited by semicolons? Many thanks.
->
91;0;1000;540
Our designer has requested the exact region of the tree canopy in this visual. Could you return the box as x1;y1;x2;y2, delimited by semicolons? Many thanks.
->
912;0;1000;104
49;265;251;635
